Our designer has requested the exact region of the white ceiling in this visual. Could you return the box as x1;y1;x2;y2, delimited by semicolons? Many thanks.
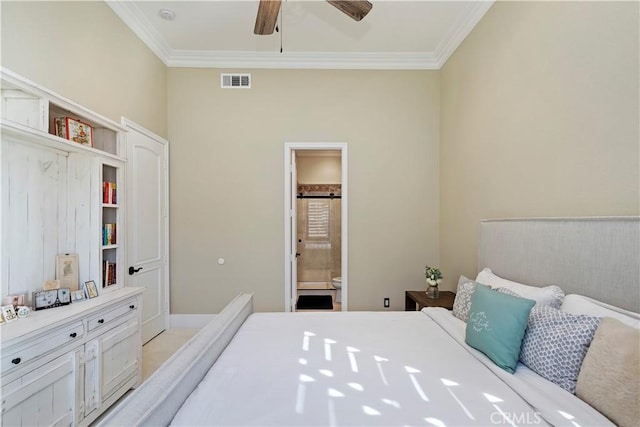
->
107;0;494;69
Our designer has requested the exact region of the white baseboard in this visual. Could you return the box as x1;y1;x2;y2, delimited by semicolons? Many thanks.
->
170;314;217;329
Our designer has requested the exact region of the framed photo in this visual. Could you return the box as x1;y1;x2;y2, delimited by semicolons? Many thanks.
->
65;117;93;147
56;254;79;291
71;290;86;303
84;280;98;299
2;294;25;307
1;305;18;323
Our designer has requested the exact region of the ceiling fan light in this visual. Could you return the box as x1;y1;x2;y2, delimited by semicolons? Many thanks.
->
158;9;176;21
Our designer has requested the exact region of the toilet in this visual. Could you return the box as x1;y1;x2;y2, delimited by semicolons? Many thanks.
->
332;277;342;303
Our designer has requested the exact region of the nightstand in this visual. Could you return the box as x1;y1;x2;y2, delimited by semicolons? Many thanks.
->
405;290;455;311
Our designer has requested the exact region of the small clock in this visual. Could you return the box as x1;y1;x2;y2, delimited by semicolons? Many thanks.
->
33;288;71;311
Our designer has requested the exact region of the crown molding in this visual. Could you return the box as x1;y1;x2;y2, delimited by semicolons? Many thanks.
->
106;1;172;64
107;1;494;70
167;50;439;70
435;0;495;68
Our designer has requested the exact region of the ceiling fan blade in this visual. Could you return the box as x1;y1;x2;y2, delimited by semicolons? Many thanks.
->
326;0;373;22
254;0;282;35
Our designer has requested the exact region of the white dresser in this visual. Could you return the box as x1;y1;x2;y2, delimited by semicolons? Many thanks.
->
0;287;143;426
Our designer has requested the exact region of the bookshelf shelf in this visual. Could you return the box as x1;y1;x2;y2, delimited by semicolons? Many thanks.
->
102;203;120;208
102;244;119;250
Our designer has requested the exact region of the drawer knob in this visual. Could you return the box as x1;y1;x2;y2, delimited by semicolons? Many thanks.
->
129;305;135;310
11;357;21;365
70;332;77;338
98;319;105;324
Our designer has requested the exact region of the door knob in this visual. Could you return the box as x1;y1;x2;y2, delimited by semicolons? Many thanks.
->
129;266;143;275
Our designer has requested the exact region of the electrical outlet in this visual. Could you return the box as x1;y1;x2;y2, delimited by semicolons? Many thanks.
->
384;298;390;308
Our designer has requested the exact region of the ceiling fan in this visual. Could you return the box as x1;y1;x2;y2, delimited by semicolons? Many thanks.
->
254;0;373;35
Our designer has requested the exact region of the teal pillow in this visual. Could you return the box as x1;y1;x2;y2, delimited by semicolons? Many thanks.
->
465;285;535;373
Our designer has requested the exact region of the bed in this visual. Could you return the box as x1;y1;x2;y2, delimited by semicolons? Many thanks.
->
99;217;639;426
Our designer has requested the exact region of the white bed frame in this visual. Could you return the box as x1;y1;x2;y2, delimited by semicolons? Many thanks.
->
99;216;640;426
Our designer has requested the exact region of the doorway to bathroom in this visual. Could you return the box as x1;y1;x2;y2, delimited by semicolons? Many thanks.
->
284;143;348;312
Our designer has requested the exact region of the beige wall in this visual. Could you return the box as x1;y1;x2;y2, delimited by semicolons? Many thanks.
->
1;1;167;137
168;69;440;313
440;1;640;291
297;154;341;184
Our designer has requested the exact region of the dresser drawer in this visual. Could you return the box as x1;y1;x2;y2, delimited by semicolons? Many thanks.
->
1;321;84;374
87;298;138;332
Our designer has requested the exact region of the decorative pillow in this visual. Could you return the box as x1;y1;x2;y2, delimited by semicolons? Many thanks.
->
576;318;640;427
520;304;600;393
476;268;564;308
465;285;535;373
495;287;523;299
561;294;640;329
452;277;488;322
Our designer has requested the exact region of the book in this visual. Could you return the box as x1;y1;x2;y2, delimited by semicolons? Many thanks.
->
103;182;117;204
103;224;116;245
54;117;67;138
102;260;117;287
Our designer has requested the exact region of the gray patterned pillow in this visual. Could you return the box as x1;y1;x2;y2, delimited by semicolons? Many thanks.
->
520;304;600;393
453;277;488;322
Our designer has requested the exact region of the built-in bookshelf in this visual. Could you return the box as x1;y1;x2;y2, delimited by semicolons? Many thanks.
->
1;67;128;301
102;163;121;288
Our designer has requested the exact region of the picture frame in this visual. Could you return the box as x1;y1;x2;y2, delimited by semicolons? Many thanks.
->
1;305;18;323
84;280;98;299
56;254;79;291
65;117;93;147
71;290;86;303
2;294;25;307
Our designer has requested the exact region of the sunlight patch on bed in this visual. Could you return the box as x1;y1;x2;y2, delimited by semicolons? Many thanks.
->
328;388;344;397
319;369;334;377
374;355;390;385
346;346;360;373
381;398;401;408
405;366;429;402
558;410;580;427
441;382;473;420
302;331;315;351
298;358;307;365
328;399;337;427
348;382;364;391
483;393;503;403
424;417;447;427
490;405;516;427
296;375;316;414
362;405;381;416
324;338;336;361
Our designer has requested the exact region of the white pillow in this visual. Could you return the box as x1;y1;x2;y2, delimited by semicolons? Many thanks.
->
561;294;640;329
475;268;564;309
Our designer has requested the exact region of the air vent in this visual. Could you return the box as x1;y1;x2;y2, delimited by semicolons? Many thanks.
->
221;73;251;89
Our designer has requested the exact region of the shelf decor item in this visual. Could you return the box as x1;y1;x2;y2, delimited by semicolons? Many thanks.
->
1;305;18;322
425;265;442;299
56;253;79;291
67;117;93;147
84;280;99;299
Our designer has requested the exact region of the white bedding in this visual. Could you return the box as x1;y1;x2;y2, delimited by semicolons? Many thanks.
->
171;309;611;426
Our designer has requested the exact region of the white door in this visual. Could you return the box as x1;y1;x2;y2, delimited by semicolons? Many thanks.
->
125;119;169;343
290;152;298;311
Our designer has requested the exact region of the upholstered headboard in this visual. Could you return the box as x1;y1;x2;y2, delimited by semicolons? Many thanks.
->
478;217;639;312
